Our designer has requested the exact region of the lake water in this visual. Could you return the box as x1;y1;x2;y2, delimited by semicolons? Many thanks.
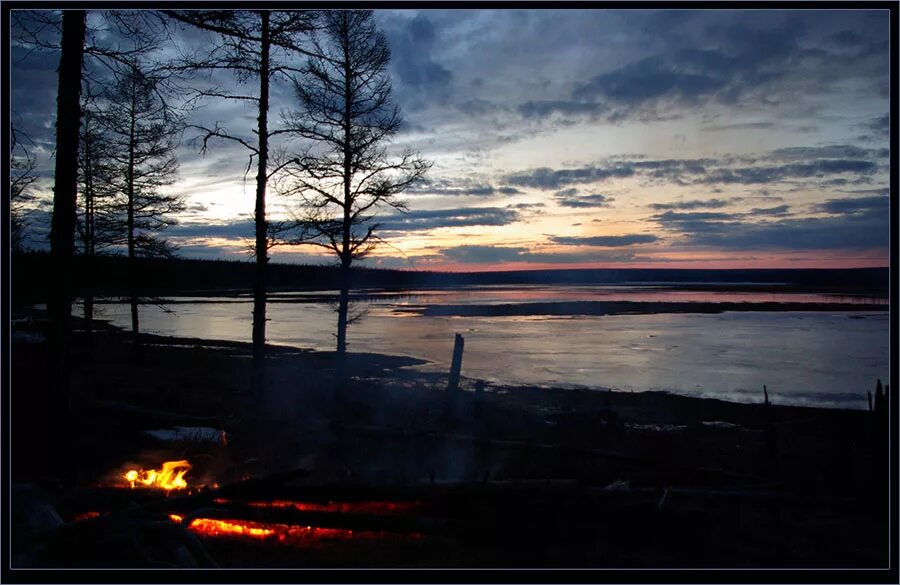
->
87;285;889;409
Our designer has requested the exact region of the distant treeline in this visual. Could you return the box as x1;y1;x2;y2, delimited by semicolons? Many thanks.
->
11;251;889;305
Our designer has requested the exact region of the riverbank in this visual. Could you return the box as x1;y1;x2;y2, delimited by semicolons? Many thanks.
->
10;319;891;568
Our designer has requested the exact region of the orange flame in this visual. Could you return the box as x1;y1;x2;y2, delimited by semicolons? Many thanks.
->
123;460;191;490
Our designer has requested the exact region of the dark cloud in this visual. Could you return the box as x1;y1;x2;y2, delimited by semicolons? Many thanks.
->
816;195;889;215
698;159;878;185
505;145;883;193
440;245;527;264
515;12;888;124
574;54;727;106
860;114;890;140
554;192;614;208
831;30;862;46
748;204;790;216
654;211;736;222
506;166;634;190
653;203;887;251
167;220;255;239
649;198;729;210
381;13;453;111
703;121;775;132
379;207;519;233
409;179;523;197
518;100;606;120
551;234;658;247
439;244;639;265
765;145;888;161
506;202;545;209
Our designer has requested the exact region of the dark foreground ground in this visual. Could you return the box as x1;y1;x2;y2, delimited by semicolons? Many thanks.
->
9;314;892;570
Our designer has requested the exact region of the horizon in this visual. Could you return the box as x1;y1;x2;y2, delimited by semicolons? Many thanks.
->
11;9;891;271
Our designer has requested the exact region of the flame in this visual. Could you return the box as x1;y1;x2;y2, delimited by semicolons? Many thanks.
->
123;460;192;490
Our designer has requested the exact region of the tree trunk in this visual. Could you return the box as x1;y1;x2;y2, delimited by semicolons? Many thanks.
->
336;30;352;359
127;78;140;361
48;10;86;421
336;260;350;355
251;11;270;399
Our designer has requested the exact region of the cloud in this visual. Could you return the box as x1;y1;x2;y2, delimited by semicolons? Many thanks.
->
504;144;886;193
381;13;453;111
765;145;888;161
514;12;888;124
167;220;256;239
748;204;790;216
408;179;523;197
518;100;606;120
815;195;889;215
379;206;520;232
506;166;634;190
551;234;658;246
653;204;888;251
649;198;729;210
698;159;878;185
573;54;727;106
438;244;640;265
551;189;614;208
703;121;775;132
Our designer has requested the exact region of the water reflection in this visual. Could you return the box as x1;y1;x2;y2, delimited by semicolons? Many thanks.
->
83;285;888;410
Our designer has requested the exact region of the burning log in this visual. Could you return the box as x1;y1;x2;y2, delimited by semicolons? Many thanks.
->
168;513;424;548
168;502;434;538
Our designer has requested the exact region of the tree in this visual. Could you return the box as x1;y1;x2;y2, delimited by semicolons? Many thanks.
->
97;65;184;357
165;9;317;398
76;86;121;340
10;123;38;253
46;9;86;421
12;9;172;418
279;10;429;366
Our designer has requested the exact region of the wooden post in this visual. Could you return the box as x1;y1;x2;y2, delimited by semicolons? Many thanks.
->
874;379;883;415
762;385;778;476
447;333;465;394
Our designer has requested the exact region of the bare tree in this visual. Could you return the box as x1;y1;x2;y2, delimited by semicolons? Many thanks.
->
165;9;317;398
76;85;121;340
96;64;184;358
10;123;38;253
278;10;429;367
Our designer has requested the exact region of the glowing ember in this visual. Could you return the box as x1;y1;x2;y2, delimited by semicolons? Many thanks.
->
72;511;101;521
168;515;423;547
122;460;192;490
215;498;423;515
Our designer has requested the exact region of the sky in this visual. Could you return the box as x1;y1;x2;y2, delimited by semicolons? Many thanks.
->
10;8;892;271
